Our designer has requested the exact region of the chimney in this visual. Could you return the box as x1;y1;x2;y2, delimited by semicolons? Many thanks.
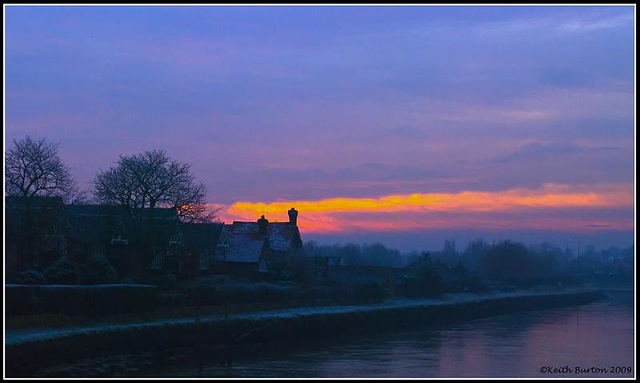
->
257;215;268;235
288;207;298;226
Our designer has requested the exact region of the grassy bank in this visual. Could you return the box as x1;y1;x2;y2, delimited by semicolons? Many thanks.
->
6;289;605;377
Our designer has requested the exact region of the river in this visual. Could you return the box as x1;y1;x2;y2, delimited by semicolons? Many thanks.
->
145;289;634;378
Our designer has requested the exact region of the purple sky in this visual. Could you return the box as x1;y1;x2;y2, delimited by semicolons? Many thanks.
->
5;6;635;251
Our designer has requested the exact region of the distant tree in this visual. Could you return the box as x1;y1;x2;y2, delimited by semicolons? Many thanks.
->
93;149;217;222
341;243;364;265
5;136;84;203
443;239;457;255
362;243;403;267
403;250;422;266
479;240;534;283
303;240;319;257
461;238;491;270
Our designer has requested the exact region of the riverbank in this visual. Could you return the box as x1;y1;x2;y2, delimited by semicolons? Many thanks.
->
6;288;606;377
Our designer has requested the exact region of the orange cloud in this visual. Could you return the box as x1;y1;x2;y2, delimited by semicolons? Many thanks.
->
220;183;633;233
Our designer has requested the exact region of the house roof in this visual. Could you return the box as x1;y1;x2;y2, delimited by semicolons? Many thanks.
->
5;196;66;236
71;215;123;244
64;204;179;246
227;221;302;252
219;220;302;264
181;223;224;251
224;232;266;263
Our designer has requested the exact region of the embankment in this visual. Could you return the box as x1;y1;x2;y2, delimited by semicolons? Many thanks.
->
6;289;605;377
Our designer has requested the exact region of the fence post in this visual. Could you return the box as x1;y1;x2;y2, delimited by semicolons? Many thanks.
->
195;305;203;375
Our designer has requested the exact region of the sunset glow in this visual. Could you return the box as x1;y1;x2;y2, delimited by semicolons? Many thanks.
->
222;184;633;233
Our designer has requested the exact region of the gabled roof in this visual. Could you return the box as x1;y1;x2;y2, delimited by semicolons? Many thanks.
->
181;223;224;251
223;231;266;263
66;204;129;218
64;204;179;246
66;208;124;244
134;207;180;220
219;220;302;264
227;221;302;252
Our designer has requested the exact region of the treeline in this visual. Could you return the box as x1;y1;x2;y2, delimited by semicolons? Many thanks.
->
304;241;407;267
305;238;634;292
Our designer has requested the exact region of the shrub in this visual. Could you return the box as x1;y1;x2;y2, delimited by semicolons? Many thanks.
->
43;257;78;284
15;269;46;285
78;254;119;285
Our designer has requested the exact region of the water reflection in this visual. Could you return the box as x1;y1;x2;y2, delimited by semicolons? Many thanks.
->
149;291;633;378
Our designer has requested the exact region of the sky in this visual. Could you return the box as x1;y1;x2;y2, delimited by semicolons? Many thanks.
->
5;5;636;252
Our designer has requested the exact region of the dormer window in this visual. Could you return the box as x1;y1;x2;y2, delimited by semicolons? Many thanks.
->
169;222;182;245
218;227;229;248
259;259;268;273
111;234;128;245
111;219;128;245
169;233;182;245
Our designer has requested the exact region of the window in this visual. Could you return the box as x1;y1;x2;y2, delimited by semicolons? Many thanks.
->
200;253;209;271
111;234;128;245
151;253;164;270
259;259;268;273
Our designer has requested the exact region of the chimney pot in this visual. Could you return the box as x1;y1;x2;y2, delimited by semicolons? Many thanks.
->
288;207;298;226
258;215;269;235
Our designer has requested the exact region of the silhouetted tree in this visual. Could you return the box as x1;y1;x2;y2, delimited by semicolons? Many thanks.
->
6;136;84;203
443;239;457;255
93;149;217;223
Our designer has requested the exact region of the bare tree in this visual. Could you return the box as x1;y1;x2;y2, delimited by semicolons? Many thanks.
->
93;149;216;222
176;202;222;224
5;136;84;271
6;136;84;204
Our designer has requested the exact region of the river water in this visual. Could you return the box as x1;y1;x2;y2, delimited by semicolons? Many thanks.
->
152;290;635;378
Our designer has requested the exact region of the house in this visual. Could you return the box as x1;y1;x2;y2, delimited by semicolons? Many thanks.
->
215;208;303;280
64;204;182;277
5;196;67;280
180;222;228;277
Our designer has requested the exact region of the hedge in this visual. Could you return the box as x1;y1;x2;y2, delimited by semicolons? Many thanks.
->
6;284;160;316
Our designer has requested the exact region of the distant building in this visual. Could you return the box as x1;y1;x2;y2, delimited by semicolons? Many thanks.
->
180;222;228;277
215;208;303;280
64;204;182;277
6;199;309;282
5;196;67;280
